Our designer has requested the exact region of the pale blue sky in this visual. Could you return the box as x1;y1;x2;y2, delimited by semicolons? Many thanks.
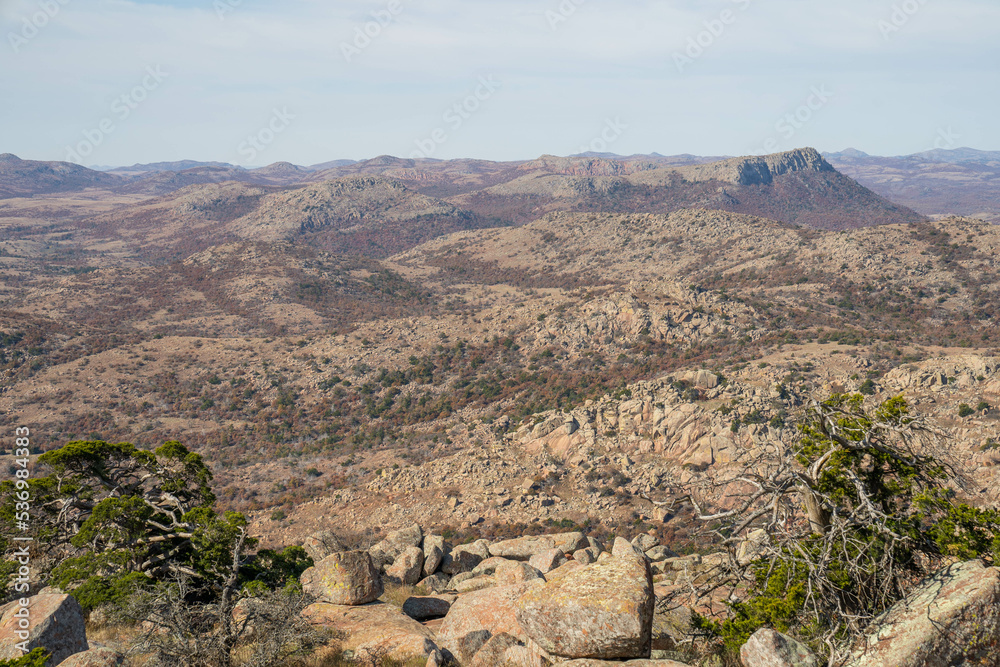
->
2;0;997;166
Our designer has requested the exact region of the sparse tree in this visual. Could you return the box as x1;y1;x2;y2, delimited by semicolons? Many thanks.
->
675;394;1000;664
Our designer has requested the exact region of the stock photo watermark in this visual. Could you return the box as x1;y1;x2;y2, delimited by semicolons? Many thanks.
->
237;107;296;163
578;117;628;155
932;126;960;150
64;66;169;164
673;0;752;73
214;0;242;21
878;0;930;40
546;0;587;31
8;426;35;656
410;76;502;159
759;85;833;154
341;0;406;62
7;0;71;53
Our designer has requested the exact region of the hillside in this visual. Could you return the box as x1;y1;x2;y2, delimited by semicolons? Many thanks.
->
826;147;1000;223
0;153;123;197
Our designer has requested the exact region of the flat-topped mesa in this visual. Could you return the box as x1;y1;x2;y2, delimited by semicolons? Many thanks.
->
678;147;835;186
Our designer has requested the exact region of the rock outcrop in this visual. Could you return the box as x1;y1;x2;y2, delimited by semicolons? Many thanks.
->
300;551;383;605
847;560;1000;667
516;542;654;659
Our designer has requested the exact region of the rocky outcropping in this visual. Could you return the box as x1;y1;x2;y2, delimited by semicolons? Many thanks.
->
515;539;654;659
847;560;1000;667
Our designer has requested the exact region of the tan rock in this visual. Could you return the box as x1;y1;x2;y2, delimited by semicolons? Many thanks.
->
303;602;439;661
528;548;566;574
489;535;557;560
740;628;818;667
516;548;654;659
386;546;424;586
300;550;383;605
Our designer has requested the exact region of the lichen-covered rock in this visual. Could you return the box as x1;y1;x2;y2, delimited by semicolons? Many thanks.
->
516;547;654;659
57;647;126;666
0;594;89;664
303;602;439;661
386;546;424;586
300;551;383;605
438;582;541;657
740;628;818;667
847;560;1000;667
651;604;691;651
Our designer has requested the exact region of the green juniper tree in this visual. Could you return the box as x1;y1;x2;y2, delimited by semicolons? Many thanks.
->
678;394;1000;664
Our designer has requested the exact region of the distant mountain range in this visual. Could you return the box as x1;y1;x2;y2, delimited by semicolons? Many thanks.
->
2;146;996;231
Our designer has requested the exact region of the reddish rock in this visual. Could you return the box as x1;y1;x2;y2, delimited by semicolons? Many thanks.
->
437;582;542;657
300;550;383;605
0;594;89;664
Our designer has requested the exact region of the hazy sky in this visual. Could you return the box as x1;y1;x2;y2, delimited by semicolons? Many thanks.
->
2;0;998;167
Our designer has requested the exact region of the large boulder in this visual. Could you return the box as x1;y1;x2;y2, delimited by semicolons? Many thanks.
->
442;543;487;575
740;628;819;667
437;582;542;656
0;594;89;664
300;550;383;605
302;530;347;563
516;545;655;659
847;560;1000;667
551;532;590;553
402;595;454;621
58;647;126;666
385;546;424;586
303;602;439;661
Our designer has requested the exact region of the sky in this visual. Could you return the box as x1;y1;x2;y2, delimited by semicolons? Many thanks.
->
2;0;998;167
